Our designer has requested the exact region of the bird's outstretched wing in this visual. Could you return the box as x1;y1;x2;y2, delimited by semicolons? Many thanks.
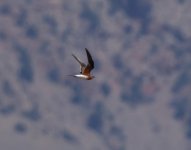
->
72;54;86;73
82;48;94;75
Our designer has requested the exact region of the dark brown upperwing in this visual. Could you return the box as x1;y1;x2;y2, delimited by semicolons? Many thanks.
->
82;48;94;75
85;48;94;69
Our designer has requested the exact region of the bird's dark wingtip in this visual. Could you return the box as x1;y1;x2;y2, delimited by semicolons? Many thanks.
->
85;48;91;56
84;48;94;69
85;48;88;52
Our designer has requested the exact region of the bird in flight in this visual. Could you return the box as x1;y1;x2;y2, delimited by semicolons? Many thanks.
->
70;48;95;80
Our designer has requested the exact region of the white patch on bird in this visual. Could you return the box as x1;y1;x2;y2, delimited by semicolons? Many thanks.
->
73;74;89;79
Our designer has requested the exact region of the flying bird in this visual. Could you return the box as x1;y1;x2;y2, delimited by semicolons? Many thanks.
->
70;48;95;80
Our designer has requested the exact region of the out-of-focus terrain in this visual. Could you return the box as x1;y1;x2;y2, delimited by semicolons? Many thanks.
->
0;0;191;150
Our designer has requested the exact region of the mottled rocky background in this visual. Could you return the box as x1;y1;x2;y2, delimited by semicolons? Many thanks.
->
0;0;191;150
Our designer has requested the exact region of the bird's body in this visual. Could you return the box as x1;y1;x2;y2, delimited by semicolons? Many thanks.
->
70;48;95;80
69;74;93;80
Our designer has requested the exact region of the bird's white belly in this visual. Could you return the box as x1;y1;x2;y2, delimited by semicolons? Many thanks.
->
74;74;89;79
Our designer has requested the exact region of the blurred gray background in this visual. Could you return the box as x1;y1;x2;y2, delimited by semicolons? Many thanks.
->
0;0;191;150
